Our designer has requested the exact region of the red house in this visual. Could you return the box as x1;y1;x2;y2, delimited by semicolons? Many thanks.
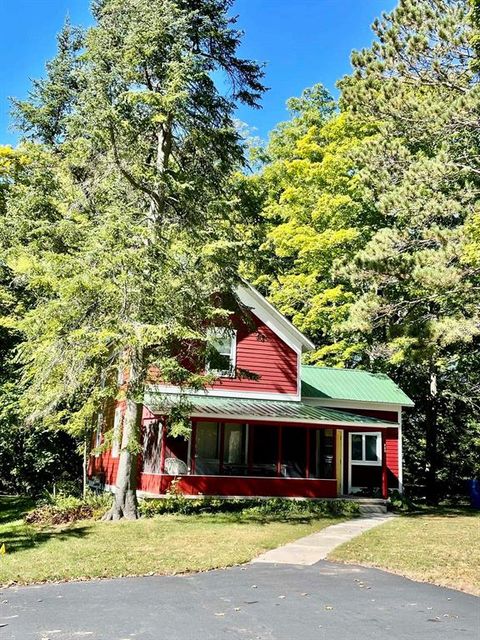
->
89;283;413;500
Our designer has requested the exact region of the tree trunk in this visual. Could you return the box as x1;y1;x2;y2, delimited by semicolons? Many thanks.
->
82;436;88;499
425;370;438;505
103;398;141;520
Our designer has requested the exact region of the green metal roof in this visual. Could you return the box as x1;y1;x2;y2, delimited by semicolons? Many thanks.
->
144;392;398;426
301;365;414;406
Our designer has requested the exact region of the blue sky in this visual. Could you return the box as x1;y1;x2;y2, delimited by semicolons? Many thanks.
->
0;0;396;146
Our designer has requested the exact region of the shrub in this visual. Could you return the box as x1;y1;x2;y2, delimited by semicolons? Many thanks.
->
25;489;113;525
389;489;415;512
138;495;360;518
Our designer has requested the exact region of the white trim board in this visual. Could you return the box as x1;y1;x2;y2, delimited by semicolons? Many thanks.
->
236;283;315;354
302;398;404;413
147;411;397;429
146;384;300;403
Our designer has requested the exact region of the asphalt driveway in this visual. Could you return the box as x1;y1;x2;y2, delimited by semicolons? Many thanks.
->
1;561;478;640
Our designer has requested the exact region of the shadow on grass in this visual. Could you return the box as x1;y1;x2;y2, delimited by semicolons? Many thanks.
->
397;505;480;519
0;495;35;525
161;511;341;527
0;522;91;554
0;495;92;555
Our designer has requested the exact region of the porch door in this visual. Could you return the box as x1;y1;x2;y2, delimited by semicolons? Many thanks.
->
347;432;382;495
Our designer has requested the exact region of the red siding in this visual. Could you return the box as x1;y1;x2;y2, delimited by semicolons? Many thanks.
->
208;313;298;395
148;312;299;396
139;474;337;498
385;428;399;485
88;400;124;487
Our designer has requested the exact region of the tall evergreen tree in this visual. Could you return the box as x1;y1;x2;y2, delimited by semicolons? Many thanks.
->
7;0;265;519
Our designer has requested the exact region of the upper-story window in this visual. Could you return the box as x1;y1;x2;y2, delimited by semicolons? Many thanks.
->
206;328;237;377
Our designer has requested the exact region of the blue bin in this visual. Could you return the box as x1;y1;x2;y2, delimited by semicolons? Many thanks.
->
468;479;480;509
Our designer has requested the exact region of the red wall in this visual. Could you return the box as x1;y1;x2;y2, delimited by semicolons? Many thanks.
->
139;473;337;498
88;400;122;487
385;428;399;486
207;313;298;395
147;312;299;396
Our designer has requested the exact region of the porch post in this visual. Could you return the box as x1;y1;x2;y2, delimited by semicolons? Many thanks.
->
277;426;283;477
190;421;196;475
159;419;167;493
332;428;337;481
381;430;388;499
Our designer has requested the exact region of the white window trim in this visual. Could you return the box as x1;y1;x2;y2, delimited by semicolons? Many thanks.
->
205;328;237;378
349;432;382;467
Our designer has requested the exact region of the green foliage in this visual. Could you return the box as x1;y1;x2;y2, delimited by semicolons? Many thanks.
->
25;489;112;525
241;86;379;364
388;489;415;512
138;495;360;518
3;1;265;515
0;146;82;496
247;1;480;501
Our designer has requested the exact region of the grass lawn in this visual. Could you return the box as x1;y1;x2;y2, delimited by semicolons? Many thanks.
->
330;507;480;595
0;496;343;585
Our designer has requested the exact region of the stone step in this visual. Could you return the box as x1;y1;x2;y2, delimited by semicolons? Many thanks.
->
358;503;388;515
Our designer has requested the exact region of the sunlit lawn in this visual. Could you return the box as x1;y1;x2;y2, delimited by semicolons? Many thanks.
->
330;507;480;595
0;496;343;585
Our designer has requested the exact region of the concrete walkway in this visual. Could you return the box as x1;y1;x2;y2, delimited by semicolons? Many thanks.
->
253;514;393;565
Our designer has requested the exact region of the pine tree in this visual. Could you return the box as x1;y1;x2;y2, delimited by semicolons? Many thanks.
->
7;0;265;519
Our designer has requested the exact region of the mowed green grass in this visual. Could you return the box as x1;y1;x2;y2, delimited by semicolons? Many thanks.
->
330;507;480;595
0;496;342;585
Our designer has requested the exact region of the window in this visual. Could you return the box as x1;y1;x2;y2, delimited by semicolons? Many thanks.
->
94;413;103;456
350;433;381;466
206;328;236;377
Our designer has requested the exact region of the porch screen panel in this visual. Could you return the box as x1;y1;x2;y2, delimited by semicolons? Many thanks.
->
142;421;162;474
251;425;278;476
195;421;220;475
223;423;247;475
164;434;188;475
281;427;307;477
309;428;335;479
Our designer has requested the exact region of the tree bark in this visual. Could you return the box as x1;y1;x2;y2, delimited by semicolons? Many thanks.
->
425;370;439;505
103;397;141;520
82;436;88;499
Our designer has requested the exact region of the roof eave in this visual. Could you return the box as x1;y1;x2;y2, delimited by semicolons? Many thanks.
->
237;281;315;352
302;396;415;408
145;407;397;428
